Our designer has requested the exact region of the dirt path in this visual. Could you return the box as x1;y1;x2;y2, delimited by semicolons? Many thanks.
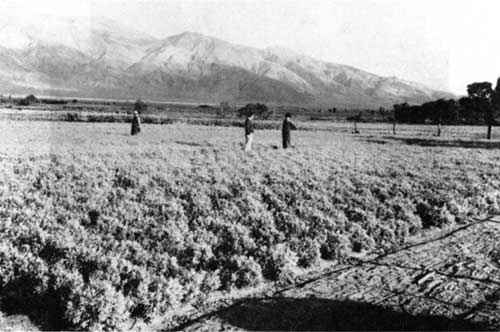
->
175;217;500;331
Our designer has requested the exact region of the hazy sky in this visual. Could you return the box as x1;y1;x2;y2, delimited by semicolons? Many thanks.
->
3;0;500;95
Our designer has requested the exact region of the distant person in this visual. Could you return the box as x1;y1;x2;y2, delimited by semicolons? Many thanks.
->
131;111;141;135
244;113;255;151
282;113;297;149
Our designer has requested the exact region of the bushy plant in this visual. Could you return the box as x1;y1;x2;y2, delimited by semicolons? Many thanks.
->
220;255;263;289
261;244;298;281
3;122;500;329
64;278;128;331
290;238;321;268
319;232;351;261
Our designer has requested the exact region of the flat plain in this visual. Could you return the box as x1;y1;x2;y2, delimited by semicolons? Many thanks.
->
1;120;500;330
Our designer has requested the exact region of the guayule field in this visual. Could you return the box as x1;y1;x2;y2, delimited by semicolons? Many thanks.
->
1;121;500;329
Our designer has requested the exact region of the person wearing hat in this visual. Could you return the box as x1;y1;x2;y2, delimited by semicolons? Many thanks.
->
282;113;297;149
244;112;255;151
131;111;141;135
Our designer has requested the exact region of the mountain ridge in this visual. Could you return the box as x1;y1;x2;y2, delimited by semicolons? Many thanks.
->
0;16;454;107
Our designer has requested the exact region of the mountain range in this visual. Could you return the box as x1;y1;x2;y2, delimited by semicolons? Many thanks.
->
0;15;453;108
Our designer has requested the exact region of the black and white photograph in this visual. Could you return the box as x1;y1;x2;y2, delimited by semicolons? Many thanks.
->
1;0;500;330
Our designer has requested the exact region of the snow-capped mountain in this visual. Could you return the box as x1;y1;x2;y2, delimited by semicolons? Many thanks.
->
0;15;453;107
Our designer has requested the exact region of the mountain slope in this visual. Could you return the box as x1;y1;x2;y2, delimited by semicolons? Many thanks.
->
0;17;453;107
0;14;156;67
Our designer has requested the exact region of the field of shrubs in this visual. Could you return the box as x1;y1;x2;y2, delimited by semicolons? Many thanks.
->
1;121;500;330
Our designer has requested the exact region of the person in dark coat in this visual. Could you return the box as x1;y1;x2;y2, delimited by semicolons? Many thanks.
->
282;113;297;149
244;113;255;151
131;111;141;135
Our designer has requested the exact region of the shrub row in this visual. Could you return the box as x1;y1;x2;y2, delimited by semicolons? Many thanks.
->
1;142;500;329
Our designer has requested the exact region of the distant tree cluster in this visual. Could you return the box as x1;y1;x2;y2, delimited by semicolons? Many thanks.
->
392;77;500;139
237;103;273;119
18;94;39;106
393;99;458;125
14;95;77;106
40;99;69;105
134;98;147;113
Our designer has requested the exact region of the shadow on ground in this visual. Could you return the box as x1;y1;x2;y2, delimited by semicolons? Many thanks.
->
218;297;490;331
364;136;500;149
0;291;65;331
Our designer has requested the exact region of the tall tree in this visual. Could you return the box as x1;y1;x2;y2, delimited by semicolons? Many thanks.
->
492;78;500;123
467;82;494;139
347;112;362;133
393;102;410;123
134;98;147;113
433;99;448;136
391;104;397;135
458;96;477;123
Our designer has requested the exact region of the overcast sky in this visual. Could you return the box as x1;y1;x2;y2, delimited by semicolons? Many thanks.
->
3;0;500;95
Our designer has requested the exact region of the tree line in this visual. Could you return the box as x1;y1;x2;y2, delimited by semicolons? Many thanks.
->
393;77;500;138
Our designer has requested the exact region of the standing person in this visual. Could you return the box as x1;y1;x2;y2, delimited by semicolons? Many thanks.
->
282;113;297;149
244;113;255;151
131;111;141;135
